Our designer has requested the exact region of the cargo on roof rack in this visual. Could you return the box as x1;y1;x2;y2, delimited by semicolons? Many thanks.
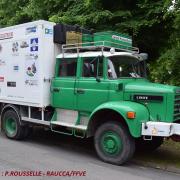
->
62;40;139;55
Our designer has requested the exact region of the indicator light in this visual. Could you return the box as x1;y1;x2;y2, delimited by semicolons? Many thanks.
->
127;111;136;119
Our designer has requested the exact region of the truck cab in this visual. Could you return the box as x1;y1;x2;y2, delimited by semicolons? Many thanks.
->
49;42;180;164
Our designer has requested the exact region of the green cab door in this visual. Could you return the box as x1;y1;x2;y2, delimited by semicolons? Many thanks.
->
51;58;78;109
76;56;109;112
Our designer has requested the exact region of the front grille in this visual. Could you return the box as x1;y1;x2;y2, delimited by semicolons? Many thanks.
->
174;94;180;121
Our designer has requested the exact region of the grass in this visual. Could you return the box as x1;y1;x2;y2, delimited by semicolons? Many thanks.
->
134;139;180;169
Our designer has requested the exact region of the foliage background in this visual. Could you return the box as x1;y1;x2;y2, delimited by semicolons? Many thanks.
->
0;0;179;85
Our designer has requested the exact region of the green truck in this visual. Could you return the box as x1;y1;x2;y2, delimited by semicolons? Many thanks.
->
0;20;180;165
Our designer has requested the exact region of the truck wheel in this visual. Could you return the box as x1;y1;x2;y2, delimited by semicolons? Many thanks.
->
23;126;33;139
94;121;135;165
2;109;25;140
136;137;164;152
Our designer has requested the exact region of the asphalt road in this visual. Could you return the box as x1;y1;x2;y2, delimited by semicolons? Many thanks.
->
0;128;179;180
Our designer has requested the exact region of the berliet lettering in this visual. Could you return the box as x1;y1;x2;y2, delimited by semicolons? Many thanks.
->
136;96;148;100
134;95;163;101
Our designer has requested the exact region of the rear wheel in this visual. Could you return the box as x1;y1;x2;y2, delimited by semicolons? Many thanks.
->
23;126;33;139
2;109;26;140
94;121;135;165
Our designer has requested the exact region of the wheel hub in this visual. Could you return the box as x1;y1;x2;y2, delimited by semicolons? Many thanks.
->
101;132;122;155
5;118;16;135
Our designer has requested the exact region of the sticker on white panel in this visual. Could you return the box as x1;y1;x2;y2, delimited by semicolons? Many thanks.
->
26;26;37;35
0;44;2;52
12;42;19;56
0;59;6;66
25;60;39;86
45;28;53;35
20;41;29;48
30;38;38;52
25;53;38;60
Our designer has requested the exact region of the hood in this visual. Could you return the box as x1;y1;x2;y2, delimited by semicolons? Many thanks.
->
125;81;176;94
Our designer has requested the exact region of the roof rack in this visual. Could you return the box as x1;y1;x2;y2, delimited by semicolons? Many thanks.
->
62;41;139;57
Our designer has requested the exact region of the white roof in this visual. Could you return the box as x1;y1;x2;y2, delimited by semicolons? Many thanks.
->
56;51;141;60
0;20;55;32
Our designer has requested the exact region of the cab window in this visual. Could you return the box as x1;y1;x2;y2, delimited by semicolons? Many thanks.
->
58;58;77;77
82;57;103;78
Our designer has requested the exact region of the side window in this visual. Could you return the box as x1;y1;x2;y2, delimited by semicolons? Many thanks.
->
82;57;103;78
58;58;77;77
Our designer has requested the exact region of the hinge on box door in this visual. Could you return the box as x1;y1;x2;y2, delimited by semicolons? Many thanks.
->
43;78;51;83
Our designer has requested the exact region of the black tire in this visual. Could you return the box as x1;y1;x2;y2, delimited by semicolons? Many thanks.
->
23;126;33;139
136;136;164;152
94;121;135;165
2;109;25;140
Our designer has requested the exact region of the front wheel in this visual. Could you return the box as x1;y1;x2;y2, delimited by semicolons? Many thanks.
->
94;121;135;165
2;109;26;140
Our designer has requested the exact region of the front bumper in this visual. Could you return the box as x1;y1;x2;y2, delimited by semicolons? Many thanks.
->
142;122;180;137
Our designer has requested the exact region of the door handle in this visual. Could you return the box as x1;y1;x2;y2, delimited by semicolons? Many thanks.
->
52;88;60;92
76;89;85;94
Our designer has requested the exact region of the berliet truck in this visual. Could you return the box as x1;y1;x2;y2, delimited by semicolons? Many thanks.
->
0;20;180;165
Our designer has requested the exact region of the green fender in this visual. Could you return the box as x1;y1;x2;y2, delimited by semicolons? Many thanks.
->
89;101;149;138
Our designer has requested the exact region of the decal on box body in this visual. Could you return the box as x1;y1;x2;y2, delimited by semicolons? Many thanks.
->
7;81;16;87
30;38;38;52
12;42;19;56
26;63;37;77
26;26;37;35
0;32;13;40
0;44;2;52
25;80;38;86
45;28;53;35
25;60;39;86
12;42;19;52
0;77;4;82
13;65;19;72
0;59;5;66
20;41;29;48
25;53;38;60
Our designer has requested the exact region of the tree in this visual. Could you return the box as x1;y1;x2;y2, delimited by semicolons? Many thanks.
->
151;1;180;85
0;0;179;85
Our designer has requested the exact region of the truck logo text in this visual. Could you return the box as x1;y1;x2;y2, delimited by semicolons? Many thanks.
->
134;95;163;102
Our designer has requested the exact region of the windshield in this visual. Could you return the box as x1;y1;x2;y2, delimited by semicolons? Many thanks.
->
107;56;146;79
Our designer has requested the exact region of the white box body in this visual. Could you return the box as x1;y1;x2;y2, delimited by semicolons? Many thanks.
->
0;20;60;107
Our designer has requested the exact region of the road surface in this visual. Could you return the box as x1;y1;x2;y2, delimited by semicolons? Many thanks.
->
0;128;179;180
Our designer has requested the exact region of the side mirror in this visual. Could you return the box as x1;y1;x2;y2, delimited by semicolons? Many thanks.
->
139;53;148;61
